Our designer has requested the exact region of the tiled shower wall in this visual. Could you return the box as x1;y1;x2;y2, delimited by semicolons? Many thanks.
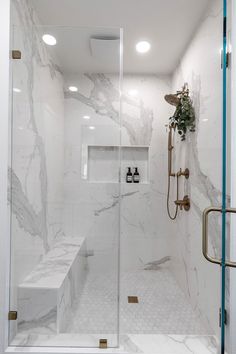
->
63;74;173;273
10;0;65;285
169;0;223;336
10;0;65;339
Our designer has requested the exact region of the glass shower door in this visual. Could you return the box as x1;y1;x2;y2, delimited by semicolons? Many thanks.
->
202;1;235;353
8;4;122;347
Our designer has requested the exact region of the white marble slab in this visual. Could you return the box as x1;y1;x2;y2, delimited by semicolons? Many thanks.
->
19;237;85;289
10;334;218;354
18;237;87;334
127;334;218;354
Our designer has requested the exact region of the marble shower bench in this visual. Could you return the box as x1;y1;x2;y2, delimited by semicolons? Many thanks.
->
17;237;87;334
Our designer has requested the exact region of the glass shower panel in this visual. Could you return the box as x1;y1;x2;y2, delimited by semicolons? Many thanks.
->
118;1;225;351
9;17;122;348
168;1;224;348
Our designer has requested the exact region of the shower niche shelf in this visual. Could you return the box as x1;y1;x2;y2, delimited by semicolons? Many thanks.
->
81;144;150;184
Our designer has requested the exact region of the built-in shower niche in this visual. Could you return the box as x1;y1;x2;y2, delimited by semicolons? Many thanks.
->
82;145;149;184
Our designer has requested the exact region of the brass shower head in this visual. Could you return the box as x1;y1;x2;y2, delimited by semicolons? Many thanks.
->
164;94;180;107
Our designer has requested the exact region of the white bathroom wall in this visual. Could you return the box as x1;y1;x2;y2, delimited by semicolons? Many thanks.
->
10;0;65;301
63;74;172;272
120;75;172;271
169;0;223;335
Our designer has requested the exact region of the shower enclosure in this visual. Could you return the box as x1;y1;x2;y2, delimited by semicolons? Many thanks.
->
4;0;236;353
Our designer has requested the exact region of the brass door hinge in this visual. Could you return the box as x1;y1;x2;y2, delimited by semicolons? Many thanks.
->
8;311;17;320
221;51;230;69
12;50;21;59
99;339;107;349
219;308;227;327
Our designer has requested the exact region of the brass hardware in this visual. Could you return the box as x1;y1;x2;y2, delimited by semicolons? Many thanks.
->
202;207;236;267
12;50;21;59
165;83;189;106
8;311;17;320
177;168;190;179
219;308;227;327
168;125;176;178
175;195;190;211
221;50;230;69
166;124;191;220
165;94;180;107
99;339;107;349
128;296;139;303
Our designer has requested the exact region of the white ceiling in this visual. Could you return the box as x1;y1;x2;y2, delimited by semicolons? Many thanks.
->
31;0;212;74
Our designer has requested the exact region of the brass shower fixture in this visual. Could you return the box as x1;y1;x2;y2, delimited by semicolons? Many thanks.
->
164;83;189;106
175;195;191;211
165;91;191;219
166;124;191;219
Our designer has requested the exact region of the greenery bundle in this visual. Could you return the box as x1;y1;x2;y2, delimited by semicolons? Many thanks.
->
169;91;195;141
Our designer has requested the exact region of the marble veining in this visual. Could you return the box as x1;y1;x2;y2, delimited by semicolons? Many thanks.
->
19;237;85;288
65;74;154;146
10;334;217;354
10;1;65;342
94;192;139;216
9;168;46;244
10;0;65;269
142;257;171;270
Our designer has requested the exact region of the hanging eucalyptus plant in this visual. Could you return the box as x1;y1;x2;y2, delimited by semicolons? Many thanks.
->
165;85;196;141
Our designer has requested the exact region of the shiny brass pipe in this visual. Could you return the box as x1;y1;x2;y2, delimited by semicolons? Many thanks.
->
168;126;176;177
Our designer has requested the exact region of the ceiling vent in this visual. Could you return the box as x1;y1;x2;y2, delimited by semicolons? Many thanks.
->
90;36;120;61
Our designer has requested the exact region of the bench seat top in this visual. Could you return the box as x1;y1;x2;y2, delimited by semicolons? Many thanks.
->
19;237;85;289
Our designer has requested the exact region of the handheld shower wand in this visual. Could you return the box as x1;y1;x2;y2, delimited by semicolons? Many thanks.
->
167;125;179;220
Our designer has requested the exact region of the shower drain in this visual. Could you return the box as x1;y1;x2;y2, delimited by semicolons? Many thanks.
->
128;296;139;303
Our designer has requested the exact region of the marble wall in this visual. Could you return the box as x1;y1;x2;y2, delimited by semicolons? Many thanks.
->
168;0;224;336
63;74;173;273
10;0;65;329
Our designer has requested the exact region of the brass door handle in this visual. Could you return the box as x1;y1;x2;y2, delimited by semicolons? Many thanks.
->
202;206;236;268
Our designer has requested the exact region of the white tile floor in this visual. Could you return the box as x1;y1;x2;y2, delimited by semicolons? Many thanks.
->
12;268;216;352
66;268;209;335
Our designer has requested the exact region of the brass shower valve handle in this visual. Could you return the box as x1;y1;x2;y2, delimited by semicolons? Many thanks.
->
174;195;191;211
177;168;190;179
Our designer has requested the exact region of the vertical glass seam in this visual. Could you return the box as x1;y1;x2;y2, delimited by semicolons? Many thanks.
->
117;27;123;349
221;0;227;352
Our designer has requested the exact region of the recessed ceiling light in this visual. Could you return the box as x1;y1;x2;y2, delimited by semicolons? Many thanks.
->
128;89;138;97
136;41;151;54
68;86;78;92
13;88;21;93
202;118;208;122
42;34;57;46
89;126;95;130
83;115;90;120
